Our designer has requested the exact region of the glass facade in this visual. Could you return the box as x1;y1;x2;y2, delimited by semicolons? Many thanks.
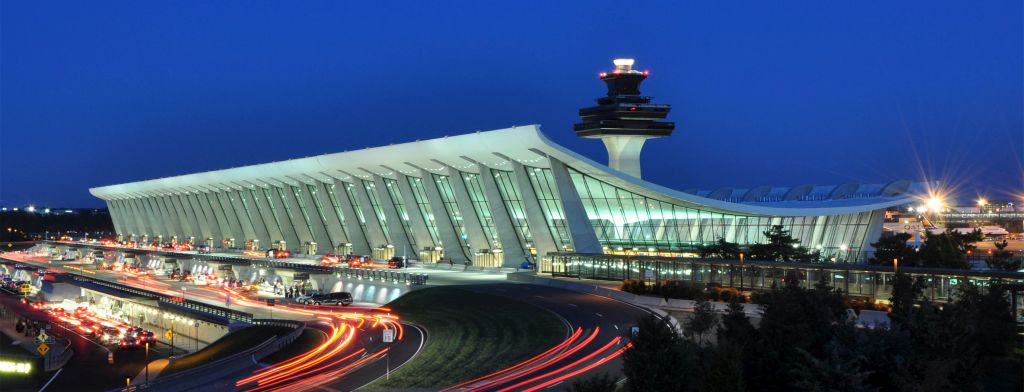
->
567;168;876;261
408;177;442;246
342;182;374;242
361;180;393;244
433;174;471;250
306;184;339;246
526;167;573;249
492;169;534;248
548;253;1024;303
290;186;317;243
260;188;286;241
273;187;302;240
322;183;351;240
383;178;420;250
461;172;501;249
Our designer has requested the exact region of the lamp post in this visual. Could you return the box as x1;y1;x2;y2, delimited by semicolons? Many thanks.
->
145;342;150;383
893;258;899;275
738;252;745;291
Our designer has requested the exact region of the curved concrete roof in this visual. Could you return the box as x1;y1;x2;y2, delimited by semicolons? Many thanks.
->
91;125;926;217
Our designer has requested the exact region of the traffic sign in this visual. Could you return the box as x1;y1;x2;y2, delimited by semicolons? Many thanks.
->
382;329;395;343
36;331;49;344
165;330;174;340
37;342;50;356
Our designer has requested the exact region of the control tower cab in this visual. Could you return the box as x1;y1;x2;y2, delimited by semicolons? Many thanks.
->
575;58;675;178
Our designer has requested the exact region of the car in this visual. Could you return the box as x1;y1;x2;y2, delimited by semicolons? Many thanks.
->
347;256;366;268
320;253;340;265
266;249;290;259
295;292;320;304
119;336;142;349
101;327;122;344
77;320;102;336
196;244;212;254
306;292;353;306
387;256;406;269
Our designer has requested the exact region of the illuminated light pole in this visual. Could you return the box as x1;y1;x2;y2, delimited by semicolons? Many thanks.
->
145;342;150;383
893;258;898;275
738;252;745;291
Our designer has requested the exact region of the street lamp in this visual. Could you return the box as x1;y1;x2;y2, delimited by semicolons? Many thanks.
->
738;252;745;291
893;258;898;275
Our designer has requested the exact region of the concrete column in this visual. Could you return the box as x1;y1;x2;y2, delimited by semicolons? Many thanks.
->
212;191;246;246
331;179;371;255
223;190;257;244
236;189;273;250
125;198;152;237
476;167;526;267
172;194;201;239
264;185;302;251
548;158;603;253
601;136;651;179
349;180;388;248
247;187;286;249
313;181;349;249
153;196;181;237
165;195;194;238
296;182;338;252
444;168;490;252
372;175;415;257
184;193;216;241
199;191;232;244
109;200;133;236
278;184;315;246
510;162;558;256
395;174;436;250
138;197;166;237
105;200;125;235
417;175;470;263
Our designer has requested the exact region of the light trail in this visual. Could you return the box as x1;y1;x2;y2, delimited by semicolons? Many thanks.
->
441;327;584;391
494;335;623;392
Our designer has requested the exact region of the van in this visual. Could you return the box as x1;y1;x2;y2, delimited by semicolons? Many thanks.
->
306;292;353;306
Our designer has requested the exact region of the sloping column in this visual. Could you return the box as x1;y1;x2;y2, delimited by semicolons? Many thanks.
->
510;162;558;256
172;194;202;240
416;174;469;263
184;192;217;241
548;158;603;253
311;182;348;249
165;194;194;238
213;191;246;246
443;168;490;253
394;174;435;251
199;191;233;244
477;167;526;267
264;185;302;251
294;183;334;254
223;189;257;245
105;200;125;235
350;179;389;248
247;186;286;249
372;175;414;257
235;189;272;249
331;179;372;255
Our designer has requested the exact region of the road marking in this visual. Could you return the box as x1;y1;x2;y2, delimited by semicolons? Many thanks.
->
547;381;564;389
614;324;619;330
567;303;577;307
533;295;545;299
595;312;603;317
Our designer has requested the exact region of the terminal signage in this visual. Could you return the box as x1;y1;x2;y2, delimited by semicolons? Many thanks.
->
382;329;394;343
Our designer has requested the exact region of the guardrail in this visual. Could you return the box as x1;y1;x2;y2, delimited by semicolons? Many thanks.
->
68;274;254;323
120;320;304;392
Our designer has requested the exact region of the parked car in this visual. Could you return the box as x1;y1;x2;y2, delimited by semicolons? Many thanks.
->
304;292;353;306
196;244;212;254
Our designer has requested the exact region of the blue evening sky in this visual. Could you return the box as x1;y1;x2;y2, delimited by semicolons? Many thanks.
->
1;1;1021;207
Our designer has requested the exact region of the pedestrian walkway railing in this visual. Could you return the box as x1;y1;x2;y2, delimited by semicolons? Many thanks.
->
45;241;430;285
69;274;254;323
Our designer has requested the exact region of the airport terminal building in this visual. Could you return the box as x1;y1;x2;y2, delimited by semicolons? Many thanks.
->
89;60;925;268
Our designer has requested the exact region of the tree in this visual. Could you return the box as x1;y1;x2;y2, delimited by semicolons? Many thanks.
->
686;299;718;347
623;314;699;392
569;372;619;392
791;343;876;392
703;341;745;392
697;238;742;260
985;240;1021;271
917;229;981;269
718;300;756;348
869;233;920;267
749;225;816;262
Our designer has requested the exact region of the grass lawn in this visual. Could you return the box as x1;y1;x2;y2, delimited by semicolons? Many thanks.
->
160;325;290;376
368;286;565;390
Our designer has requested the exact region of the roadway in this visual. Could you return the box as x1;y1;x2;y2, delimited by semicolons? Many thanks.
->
2;251;425;392
442;283;650;391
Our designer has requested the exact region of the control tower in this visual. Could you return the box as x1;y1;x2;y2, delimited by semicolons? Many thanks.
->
575;58;674;178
